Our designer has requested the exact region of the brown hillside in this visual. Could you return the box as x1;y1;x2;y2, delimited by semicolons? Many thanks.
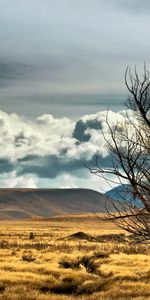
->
0;188;114;220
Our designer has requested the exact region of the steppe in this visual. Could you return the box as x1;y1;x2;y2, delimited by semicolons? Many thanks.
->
0;214;149;300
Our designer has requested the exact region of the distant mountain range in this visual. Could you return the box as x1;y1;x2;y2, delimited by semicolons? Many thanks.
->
105;184;142;207
0;188;117;220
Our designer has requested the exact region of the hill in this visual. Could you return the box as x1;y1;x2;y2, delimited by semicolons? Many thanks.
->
0;188;114;220
105;184;142;207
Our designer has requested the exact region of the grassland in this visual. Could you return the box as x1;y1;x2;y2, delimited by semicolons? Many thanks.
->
0;214;149;300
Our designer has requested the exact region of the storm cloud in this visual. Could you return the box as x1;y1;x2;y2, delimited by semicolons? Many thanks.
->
113;0;150;12
0;1;150;117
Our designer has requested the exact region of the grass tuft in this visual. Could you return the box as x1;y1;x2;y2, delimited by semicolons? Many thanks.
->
22;254;36;262
59;258;80;270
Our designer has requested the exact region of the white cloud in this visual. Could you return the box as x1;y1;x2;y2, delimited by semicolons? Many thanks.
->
69;109;135;160
0;111;75;162
60;174;78;189
0;171;38;188
0;109;136;164
52;171;121;193
0;109;137;190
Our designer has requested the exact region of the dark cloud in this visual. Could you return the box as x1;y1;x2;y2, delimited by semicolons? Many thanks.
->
0;0;148;189
17;156;84;178
73;119;102;142
15;153;113;179
0;61;35;84
0;1;149;117
0;159;15;173
0;92;125;119
113;0;150;13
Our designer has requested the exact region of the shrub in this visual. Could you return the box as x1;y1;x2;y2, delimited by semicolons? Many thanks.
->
80;256;98;273
29;232;35;240
22;254;35;262
93;252;109;259
59;258;80;269
0;286;5;293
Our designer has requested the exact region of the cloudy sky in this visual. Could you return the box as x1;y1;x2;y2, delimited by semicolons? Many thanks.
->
0;0;149;191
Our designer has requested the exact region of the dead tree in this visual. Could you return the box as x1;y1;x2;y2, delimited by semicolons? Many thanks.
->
91;65;150;243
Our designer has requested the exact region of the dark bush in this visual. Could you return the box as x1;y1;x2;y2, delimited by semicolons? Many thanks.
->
50;281;78;295
22;254;35;262
29;232;35;240
0;286;5;293
93;252;109;259
59;258;80;269
80;256;98;273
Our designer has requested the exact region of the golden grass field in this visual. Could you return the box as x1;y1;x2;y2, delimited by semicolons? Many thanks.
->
0;214;150;300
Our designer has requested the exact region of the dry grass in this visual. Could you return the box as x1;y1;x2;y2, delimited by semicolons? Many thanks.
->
0;214;149;300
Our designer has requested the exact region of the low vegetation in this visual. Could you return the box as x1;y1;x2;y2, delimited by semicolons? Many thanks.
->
0;214;149;299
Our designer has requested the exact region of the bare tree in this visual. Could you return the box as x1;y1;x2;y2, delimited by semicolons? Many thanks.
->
91;65;150;243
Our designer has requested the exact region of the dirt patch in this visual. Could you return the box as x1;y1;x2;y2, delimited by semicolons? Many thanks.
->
61;231;126;243
65;231;96;242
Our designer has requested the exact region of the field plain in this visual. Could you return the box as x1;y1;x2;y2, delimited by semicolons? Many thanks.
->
0;214;150;300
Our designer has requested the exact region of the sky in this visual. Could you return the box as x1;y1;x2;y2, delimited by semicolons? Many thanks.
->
0;0;149;191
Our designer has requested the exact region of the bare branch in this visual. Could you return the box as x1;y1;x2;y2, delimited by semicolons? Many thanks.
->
90;64;150;243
